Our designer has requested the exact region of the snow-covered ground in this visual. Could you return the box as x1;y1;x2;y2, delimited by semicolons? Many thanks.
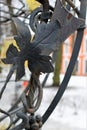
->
38;86;87;130
40;73;87;88
39;73;87;129
0;72;87;130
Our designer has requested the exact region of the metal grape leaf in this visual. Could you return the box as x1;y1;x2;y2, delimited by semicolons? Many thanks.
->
13;18;31;50
51;0;85;47
0;0;85;98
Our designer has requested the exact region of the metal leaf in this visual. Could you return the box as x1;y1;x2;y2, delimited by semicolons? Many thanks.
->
13;18;31;50
31;0;85;55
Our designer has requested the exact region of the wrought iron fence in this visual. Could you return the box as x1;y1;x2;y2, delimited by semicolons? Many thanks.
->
0;0;86;130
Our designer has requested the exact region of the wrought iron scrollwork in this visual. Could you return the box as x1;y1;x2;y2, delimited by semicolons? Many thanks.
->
0;0;86;130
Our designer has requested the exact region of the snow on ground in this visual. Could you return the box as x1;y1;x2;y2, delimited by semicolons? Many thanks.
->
37;86;87;130
0;72;87;130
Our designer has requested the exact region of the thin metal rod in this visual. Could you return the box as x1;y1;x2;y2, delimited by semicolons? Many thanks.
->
65;0;80;15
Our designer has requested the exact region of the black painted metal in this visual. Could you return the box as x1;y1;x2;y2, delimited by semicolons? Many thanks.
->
42;0;86;124
0;0;86;129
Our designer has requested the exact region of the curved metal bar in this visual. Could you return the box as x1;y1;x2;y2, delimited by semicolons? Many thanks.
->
9;112;29;130
36;0;49;12
0;106;23;122
42;0;86;124
21;73;43;114
65;0;80;15
0;108;13;130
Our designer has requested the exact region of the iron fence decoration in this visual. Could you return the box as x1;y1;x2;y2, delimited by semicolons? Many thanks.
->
0;0;86;130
